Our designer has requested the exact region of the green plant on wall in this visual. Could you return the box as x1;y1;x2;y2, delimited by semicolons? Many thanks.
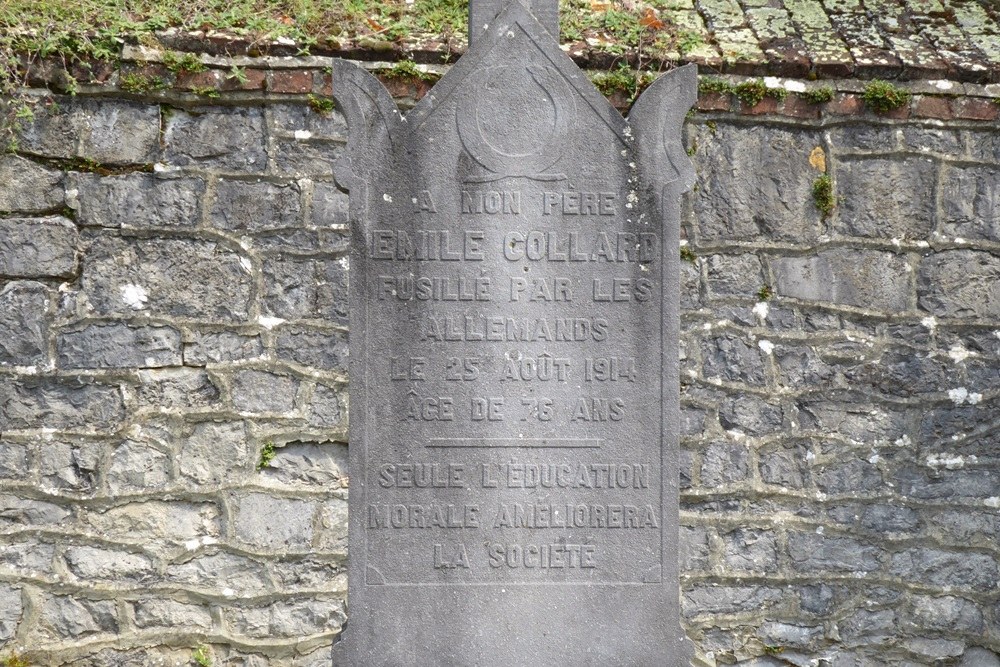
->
812;173;835;216
861;79;910;113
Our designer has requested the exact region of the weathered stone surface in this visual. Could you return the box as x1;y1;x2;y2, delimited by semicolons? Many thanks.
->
759;441;810;489
0;440;29;479
228;599;344;638
274;327;348;372
132;599;214;629
37;442;102;495
178;421;251;486
81;236;252;322
166;551;270;597
232;493;315;549
269;104;349;141
723;528;778;572
231;370;300;414
909;595;984;634
701;440;750;487
64;546;153;582
0;494;70;527
701;334;768;384
311;181;350;226
163;107;266;171
771;249;911;311
210;179;302;232
0;377;124;431
262;258;349;323
261;441;348;487
41;595;118;638
692;124;822;242
57;323;182;369
107;440;171;494
82;501;220;547
0;155;64;212
0;216;78;278
183;330;264;365
135;368;221;409
0;585;20;642
890;548;998;590
307;384;343;427
918;250;1000;318
0;540;56;575
0;281;49;366
705;253;765;298
18;99;159;163
682;585;784;617
788;532;882;572
836;157;936;239
73;174;204;229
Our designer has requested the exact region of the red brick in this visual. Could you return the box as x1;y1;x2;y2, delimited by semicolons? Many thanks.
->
913;95;953;119
740;96;779;115
175;69;221;91
696;91;731;112
220;68;266;91
270;70;314;94
779;94;821;119
881;103;910;120
826;93;862;115
956;98;999;121
319;71;333;97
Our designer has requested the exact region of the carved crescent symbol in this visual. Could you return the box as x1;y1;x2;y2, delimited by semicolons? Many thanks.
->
456;65;576;183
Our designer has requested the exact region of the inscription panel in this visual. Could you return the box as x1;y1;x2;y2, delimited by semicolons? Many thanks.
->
331;1;696;663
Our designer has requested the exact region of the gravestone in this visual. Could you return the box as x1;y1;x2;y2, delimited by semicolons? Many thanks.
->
330;1;696;664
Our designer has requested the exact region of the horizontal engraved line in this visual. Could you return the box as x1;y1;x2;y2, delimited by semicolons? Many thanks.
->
426;438;600;449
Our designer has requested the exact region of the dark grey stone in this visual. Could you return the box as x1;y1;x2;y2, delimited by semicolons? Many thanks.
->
57;323;182;369
73;173;204;229
704;253;764;298
0;216;78;278
919;250;1000;318
836;157;936;239
231;369;300;414
0;377;124;431
890;548;998;590
701;440;750;487
163;107;266;171
0;281;50;367
262;257;349;324
788;532;882;572
701;334;767;385
80;236;252;322
771;249;911;312
274;327;348;372
330;2;698;663
722;528;778;572
0;155;64;212
183;330;264;365
210;179;302;232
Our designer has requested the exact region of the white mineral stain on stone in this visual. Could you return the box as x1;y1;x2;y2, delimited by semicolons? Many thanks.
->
258;316;285;329
785;80;807;93
926;453;970;470
383;193;392;202
916;240;929;248
921;316;937;330
955;237;967;244
121;284;149;310
239;257;253;273
969;392;982;405
222;587;236;597
869;453;880;464
948;387;969;404
895;435;912;447
758;339;774;354
294;130;313;140
948;345;971;363
752;301;770;320
815;526;824;534
931;80;955;90
339;256;350;270
986;497;1000;508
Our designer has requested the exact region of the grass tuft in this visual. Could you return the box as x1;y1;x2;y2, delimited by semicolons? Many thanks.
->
861;79;910;113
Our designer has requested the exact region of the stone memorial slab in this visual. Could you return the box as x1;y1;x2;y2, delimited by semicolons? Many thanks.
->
330;1;696;663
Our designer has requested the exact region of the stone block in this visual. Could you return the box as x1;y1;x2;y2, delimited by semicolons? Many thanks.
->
18;98;159;163
700;440;749;488
860;504;919;533
918;250;1000;318
0;216;78;278
941;165;1000;242
178;421;251;486
63;546;153;582
704;253;765;299
700;334;767;385
232;370;300;414
836;157;936;239
771;249;911;312
722;528;778;572
0;585;20;642
317;498;348;552
692;124;823;243
81;236;252;322
788;532;882;572
774;344;836;388
798;584;836;615
228;599;344;639
269;103;349;141
271;140;344;177
308;384;344;428
183;331;264;365
210;179;302;232
759;441;810;489
718;395;783;435
0;281;50;366
0;155;64;212
890;548;998;590
107;439;171;494
37;441;101;495
275;327;349;372
895;466;1000;502
311;181;350;226
260;441;348;488
679;525;710;572
910;595;984;634
0;440;29;479
163;107;266;171
166;551;270;597
136;368;221;409
263;257;349;324
0;493;71;528
814;458;883;494
41;596;117;638
838;609;896;643
82;501;220;547
232;493;316;550
132;599;214;629
757;621;823;649
57;323;182;369
682;584;784;617
73;174;204;229
0;377;124;431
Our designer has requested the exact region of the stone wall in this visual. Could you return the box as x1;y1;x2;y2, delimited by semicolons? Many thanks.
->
0;63;998;666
